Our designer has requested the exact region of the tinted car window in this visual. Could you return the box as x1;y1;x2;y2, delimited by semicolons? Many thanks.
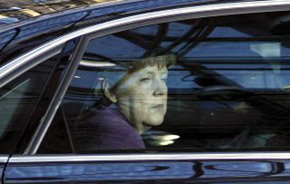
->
0;53;62;154
40;12;290;153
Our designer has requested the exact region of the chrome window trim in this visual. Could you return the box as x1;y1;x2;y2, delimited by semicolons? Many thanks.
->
0;156;9;163
24;37;87;155
9;152;290;163
0;0;289;155
1;0;290;89
0;46;63;88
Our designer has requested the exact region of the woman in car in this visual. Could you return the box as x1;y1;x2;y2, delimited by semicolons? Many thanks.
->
74;55;176;151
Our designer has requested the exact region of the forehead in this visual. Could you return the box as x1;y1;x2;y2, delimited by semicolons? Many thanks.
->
113;65;169;91
134;65;168;75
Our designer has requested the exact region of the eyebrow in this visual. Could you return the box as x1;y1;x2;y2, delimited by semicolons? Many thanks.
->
142;70;167;76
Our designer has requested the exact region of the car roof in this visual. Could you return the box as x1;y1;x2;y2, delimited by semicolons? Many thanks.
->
0;0;117;25
0;0;250;27
0;0;217;49
0;0;270;52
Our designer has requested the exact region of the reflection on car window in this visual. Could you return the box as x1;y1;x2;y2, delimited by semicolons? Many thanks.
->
0;55;61;154
41;11;290;153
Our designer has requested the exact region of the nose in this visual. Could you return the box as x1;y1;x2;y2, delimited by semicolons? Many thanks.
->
153;78;167;96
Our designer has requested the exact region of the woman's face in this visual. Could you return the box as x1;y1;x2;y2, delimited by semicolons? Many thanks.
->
115;65;168;133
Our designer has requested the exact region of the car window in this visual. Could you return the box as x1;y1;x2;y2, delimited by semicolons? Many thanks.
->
39;11;290;153
0;51;66;154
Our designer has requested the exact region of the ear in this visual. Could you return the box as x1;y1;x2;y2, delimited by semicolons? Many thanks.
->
103;79;117;103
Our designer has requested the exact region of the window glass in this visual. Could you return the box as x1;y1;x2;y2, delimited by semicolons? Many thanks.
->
41;12;290;153
0;54;63;154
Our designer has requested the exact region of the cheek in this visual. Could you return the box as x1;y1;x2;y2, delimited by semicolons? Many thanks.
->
130;87;153;102
116;81;155;108
117;89;149;108
118;82;147;95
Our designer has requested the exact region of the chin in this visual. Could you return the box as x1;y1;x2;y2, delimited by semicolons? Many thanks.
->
144;117;164;127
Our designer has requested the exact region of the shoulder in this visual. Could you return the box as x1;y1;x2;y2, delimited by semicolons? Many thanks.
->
79;106;145;149
87;106;131;131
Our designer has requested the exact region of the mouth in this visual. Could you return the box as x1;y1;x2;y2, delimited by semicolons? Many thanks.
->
152;104;164;110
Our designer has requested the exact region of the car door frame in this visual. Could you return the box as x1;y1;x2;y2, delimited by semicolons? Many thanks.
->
26;0;290;155
2;0;290;183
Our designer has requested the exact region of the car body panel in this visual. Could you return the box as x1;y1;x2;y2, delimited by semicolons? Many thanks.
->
0;0;237;27
0;0;220;67
1;0;290;183
0;0;208;49
4;154;290;183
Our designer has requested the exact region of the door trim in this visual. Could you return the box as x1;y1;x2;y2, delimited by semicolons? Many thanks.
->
9;152;290;163
0;156;8;163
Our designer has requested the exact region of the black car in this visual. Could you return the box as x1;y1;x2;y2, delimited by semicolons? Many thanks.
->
1;0;290;183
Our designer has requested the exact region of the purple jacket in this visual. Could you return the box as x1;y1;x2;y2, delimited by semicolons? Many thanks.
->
74;105;145;152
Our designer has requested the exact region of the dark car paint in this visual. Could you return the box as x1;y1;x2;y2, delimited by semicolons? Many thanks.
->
0;12;86;66
0;0;234;28
4;159;290;183
0;0;184;65
2;0;290;183
0;0;244;64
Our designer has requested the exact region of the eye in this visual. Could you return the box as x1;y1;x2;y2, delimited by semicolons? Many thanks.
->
140;77;151;83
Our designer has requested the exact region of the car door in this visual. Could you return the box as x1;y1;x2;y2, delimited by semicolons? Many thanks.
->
4;1;290;183
0;37;80;182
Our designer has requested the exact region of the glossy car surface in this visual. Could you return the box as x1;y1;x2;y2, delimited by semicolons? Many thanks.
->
1;0;290;183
